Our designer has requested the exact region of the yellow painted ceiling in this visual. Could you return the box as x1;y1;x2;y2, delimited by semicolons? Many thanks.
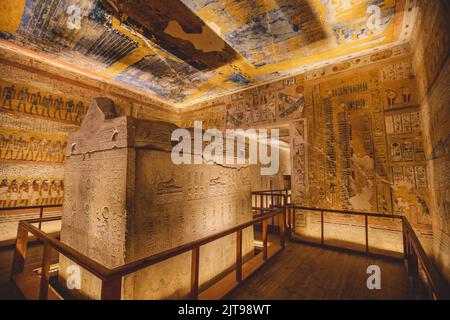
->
0;0;415;107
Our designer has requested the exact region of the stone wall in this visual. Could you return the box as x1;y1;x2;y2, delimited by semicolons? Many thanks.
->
410;0;450;284
181;44;434;256
0;47;177;244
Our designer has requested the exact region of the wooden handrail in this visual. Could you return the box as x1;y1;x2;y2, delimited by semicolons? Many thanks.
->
12;207;286;300
0;204;63;211
288;205;401;219
252;189;290;195
109;208;283;278
0;204;63;231
12;195;448;300
402;218;449;299
18;218;111;280
287;204;449;300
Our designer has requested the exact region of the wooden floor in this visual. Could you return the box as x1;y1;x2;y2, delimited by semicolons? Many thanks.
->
0;242;59;300
0;237;411;300
228;239;412;300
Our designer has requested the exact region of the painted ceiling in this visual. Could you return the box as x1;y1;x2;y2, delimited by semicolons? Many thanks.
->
0;0;416;107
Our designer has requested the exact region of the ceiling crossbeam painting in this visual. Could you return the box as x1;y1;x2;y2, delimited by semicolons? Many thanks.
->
0;0;415;107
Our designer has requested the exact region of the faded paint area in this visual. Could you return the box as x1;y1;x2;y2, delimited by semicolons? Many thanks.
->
352;154;374;172
349;183;373;211
164;20;225;52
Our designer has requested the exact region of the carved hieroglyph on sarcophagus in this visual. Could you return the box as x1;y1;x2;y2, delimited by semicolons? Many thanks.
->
58;98;254;299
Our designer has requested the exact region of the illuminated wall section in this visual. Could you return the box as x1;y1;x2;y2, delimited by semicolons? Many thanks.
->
0;47;177;244
182;44;434;255
410;0;450;284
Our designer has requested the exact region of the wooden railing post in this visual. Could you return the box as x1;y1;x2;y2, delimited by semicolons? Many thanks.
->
292;208;296;237
11;224;29;279
365;214;369;253
190;247;200;299
236;230;242;282
402;218;408;259
409;249;419;297
320;210;324;245
280;209;285;248
101;277;122;300
262;219;268;261
38;207;44;230
39;244;52;300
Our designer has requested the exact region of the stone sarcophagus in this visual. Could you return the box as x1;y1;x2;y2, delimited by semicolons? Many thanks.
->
59;98;255;299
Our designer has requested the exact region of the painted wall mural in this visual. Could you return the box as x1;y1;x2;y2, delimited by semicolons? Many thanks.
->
0;162;64;208
0;80;88;209
180;46;433;254
225;77;305;129
411;0;450;283
0;80;89;124
0;127;67;163
0;0;417;106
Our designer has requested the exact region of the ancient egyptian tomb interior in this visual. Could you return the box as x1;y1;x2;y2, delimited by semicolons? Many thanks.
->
0;0;449;300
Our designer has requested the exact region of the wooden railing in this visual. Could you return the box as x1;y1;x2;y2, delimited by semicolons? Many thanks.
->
0;204;63;230
251;189;290;230
252;189;290;214
11;207;286;300
287;205;450;300
403;217;449;300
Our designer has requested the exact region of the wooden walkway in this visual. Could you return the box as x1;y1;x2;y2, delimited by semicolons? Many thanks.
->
0;239;411;300
228;240;412;300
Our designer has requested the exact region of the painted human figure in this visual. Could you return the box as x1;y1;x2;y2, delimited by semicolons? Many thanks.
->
42;95;53;116
386;90;397;107
41;180;49;199
244;102;251;127
394;196;408;215
417;196;429;216
25;137;37;160
0;179;8;208
17;87;29;112
37;139;47;161
29;92;42;114
4;135;15;159
2;85;16;109
19;180;30;206
75;101;84;122
54;140;62;161
15;137;26;160
252;96;259;123
50;180;59;200
54;97;64;119
267;92;276;122
61;141;67;161
65;100;74;121
260;94;268;122
7;179;19;207
32;180;41;198
46;142;53;161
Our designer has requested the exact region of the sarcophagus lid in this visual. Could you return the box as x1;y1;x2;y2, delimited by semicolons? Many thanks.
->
66;97;178;157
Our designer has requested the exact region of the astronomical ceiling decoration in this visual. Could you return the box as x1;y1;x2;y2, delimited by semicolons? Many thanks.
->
0;0;416;107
